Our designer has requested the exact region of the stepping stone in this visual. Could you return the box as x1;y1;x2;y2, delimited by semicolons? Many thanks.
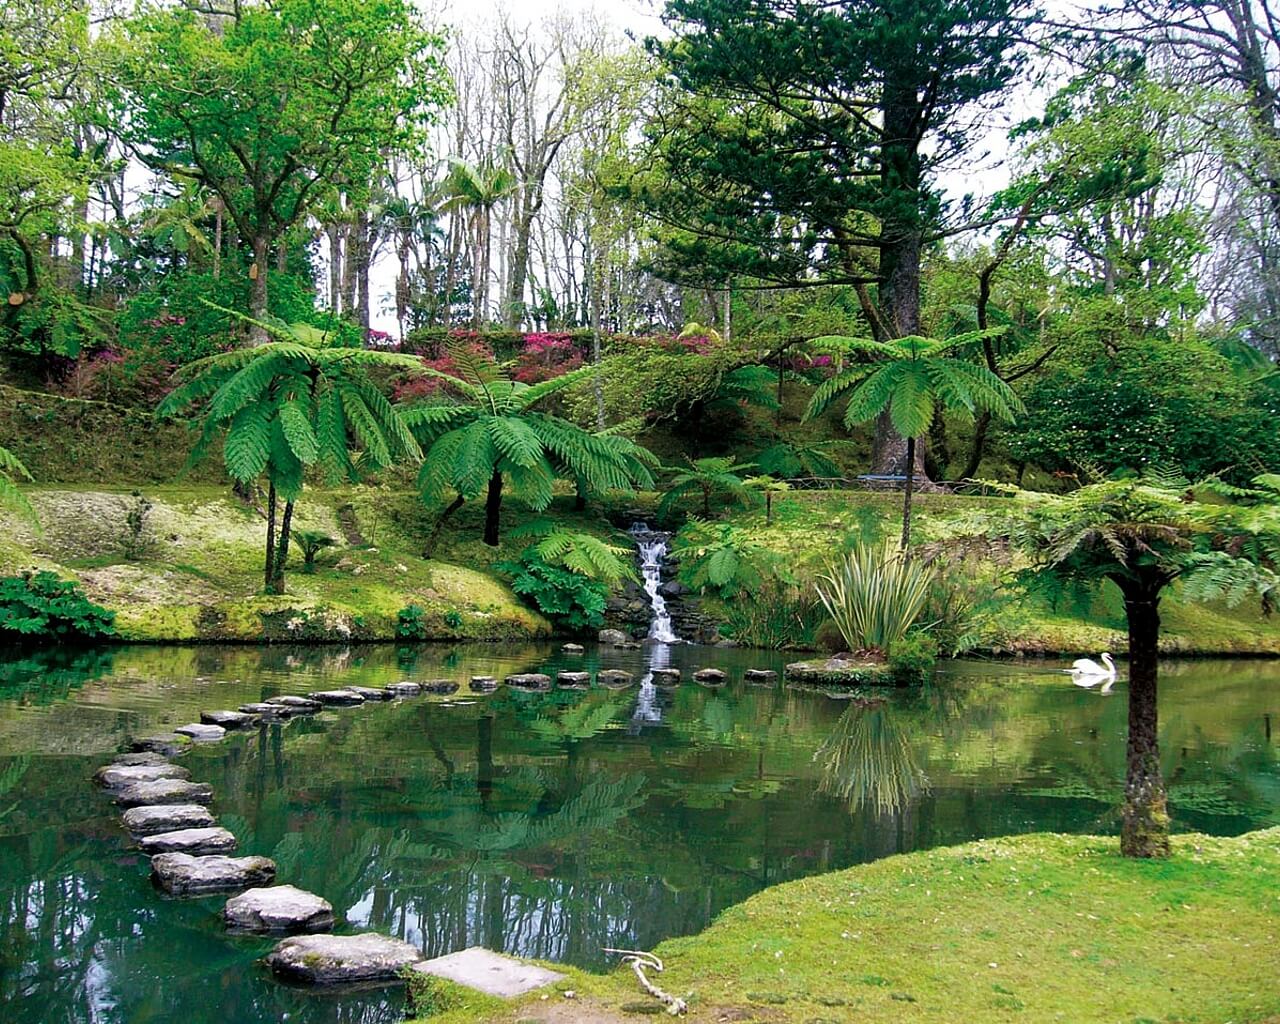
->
266;695;322;712
266;933;423;985
224;885;335;934
598;669;634;689
651;668;682;687
309;690;365;706
560;643;584;654
744;669;778;685
139;826;238;856
240;702;293;718
151;852;276;896
174;723;226;742
130;733;193;757
469;676;498;693
505;673;551;691
385;681;422;697
110;751;173;767
343;686;391;701
556;671;591;689
95;763;190;789
201;710;256;729
411;946;565;998
116;779;214;808
694;668;727;685
618;641;642;650
122;803;216;837
597;628;628;645
421;679;459;695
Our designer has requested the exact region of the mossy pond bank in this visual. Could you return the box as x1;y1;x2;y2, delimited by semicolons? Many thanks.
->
1;641;1276;1023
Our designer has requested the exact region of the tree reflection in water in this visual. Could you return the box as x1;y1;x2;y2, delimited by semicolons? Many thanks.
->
816;702;929;816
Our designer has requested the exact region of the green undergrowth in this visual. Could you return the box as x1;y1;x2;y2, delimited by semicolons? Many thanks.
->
416;828;1280;1024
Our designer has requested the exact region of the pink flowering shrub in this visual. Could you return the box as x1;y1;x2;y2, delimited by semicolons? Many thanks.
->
513;333;584;383
392;339;497;401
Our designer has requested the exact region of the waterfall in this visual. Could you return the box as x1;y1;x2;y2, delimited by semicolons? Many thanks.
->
630;523;680;643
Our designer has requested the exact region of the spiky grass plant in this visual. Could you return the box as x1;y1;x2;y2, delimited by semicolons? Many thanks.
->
814;540;935;654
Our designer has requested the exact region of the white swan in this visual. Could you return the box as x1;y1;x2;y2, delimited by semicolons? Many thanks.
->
1069;652;1116;684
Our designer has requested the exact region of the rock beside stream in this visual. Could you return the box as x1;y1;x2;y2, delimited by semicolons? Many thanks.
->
95;763;190;789
266;933;423;985
139;826;238;856
151;853;276;896
224;885;335;934
597;628;628;645
115;778;214;808
122;803;217;837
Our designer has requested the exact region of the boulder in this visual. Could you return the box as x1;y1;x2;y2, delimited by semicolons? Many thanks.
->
200;710;257;729
597;628;628;645
174;723;226;743
693;668;727;685
469;676;498;693
265;933;423;985
420;680;459;695
224;885;335;934
122;803;216;837
130;733;193;757
598;669;634;689
343;686;391;701
110;751;173;767
151;852;276;896
266;695;322;712
505;673;551;691
556;671;591;689
94;763;190;789
384;682;422;697
309;690;365;706
651;668;682;687
743;669;778;685
139;826;238;856
560;643;585;654
115;779;214;808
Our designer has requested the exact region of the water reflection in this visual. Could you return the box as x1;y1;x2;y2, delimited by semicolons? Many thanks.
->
815;702;929;816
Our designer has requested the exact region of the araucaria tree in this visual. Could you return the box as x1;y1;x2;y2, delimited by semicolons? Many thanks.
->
159;309;424;593
996;475;1280;857
107;0;449;339
402;347;657;546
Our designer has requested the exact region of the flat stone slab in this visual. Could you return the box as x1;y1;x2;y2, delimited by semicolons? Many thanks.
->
266;695;322;712
123;803;216;837
151;853;276;896
174;723;226;742
560;643;584;653
201;710;256;728
420;679;459;695
343;686;391;701
469;676;498;693
505;673;551;691
556;671;591;689
111;751;173;767
411;946;565;998
693;668;727;685
743;669;778;685
651;668;682;686
598;669;634;689
224;884;335;934
783;657;893;686
385;681;422;697
266;933;423;985
95;762;190;789
139;826;238;856
116;778;214;808
130;733;193;757
309;689;365;706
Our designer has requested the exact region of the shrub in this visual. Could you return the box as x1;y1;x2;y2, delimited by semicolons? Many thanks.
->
921;564;1012;656
395;604;430;640
672;523;780;600
293;530;337;573
888;633;939;683
122;491;154;560
443;608;463;629
814;542;934;653
0;571;116;641
498;548;608;632
723;576;824;649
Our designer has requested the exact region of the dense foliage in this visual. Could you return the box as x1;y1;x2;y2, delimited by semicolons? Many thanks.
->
0;572;116;640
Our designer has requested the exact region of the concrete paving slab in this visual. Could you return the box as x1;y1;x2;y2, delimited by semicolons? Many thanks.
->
411;946;565;998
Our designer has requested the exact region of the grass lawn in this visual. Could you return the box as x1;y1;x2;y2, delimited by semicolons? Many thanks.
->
412;828;1280;1023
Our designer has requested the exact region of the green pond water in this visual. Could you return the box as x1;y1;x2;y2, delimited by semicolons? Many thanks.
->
0;642;1276;1024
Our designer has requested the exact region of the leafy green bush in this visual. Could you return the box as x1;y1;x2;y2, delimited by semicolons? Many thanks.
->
722;576;824;649
499;549;608;631
814;542;934;653
921;563;1012;656
671;522;780;599
888;633;939;683
0;572;116;641
395;604;430;640
293;529;337;573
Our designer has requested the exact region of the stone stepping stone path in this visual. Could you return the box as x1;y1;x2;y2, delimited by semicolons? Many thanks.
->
225;885;335;934
175;722;226;742
385;681;422;696
94;762;190;789
123;803;217;836
506;673;551;691
470;676;498;692
561;643;584;654
139;826;238;856
599;669;634;689
412;946;565;998
151;852;276;896
266;933;423;985
421;679;459;694
651;668;681;687
115;778;213;808
240;701;296;718
694;668;727;685
111;751;174;767
131;733;193;757
744;669;778;685
266;695;322;712
201;709;257;729
309;689;365;706
343;686;391;701
556;671;591;689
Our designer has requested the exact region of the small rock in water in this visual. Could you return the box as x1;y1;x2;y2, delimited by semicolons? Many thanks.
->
122;803;216;837
693;668;727;685
116;779;214;808
343;686;390;701
420;679;459;695
266;695;322;712
139;826;238;856
743;669;778;685
266;933;423;985
309;690;365;706
617;641;642;650
110;751;173;767
200;710;256;729
598;669;634;689
240;702;293;718
174;723;226;742
651;668;682;686
469;676;498;693
560;643;585;654
597;628;628;645
505;673;551;691
151;852;276;896
224;884;335;934
385;681;422;697
556;671;591;689
94;763;190;789
130;733;194;757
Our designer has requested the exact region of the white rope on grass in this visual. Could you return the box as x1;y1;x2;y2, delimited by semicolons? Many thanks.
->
602;947;688;1016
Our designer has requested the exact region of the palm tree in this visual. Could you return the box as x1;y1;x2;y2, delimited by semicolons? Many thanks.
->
805;331;1022;548
440;157;517;329
0;446;34;522
401;346;657;546
158;305;423;593
657;456;755;520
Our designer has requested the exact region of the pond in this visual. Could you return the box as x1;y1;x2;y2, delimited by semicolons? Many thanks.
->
1;642;1276;1023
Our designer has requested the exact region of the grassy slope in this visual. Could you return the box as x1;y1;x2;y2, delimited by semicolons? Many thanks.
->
414;828;1280;1024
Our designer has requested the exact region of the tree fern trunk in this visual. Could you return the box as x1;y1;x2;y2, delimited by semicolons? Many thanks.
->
960;410;992;481
483;468;503;547
1120;577;1170;858
900;436;916;550
425;493;466;559
264;482;277;594
270;500;295;595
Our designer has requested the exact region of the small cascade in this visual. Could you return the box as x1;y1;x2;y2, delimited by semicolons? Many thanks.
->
630;523;680;643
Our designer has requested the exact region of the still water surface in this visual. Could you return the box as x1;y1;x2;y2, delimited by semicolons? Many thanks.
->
0;642;1276;1023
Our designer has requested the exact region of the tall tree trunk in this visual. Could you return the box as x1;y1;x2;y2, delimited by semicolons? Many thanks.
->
269;499;295;595
483;468;503;547
1119;577;1170;858
264;481;278;593
900;436;916;550
589;246;606;429
250;233;271;343
424;493;466;559
355;208;372;330
213;200;224;280
506;215;534;329
328;224;343;313
960;410;992;481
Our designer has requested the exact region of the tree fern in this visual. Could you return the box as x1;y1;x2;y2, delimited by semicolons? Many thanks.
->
0;446;35;522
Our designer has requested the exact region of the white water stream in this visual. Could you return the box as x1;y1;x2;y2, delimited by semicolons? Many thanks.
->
630;523;680;644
